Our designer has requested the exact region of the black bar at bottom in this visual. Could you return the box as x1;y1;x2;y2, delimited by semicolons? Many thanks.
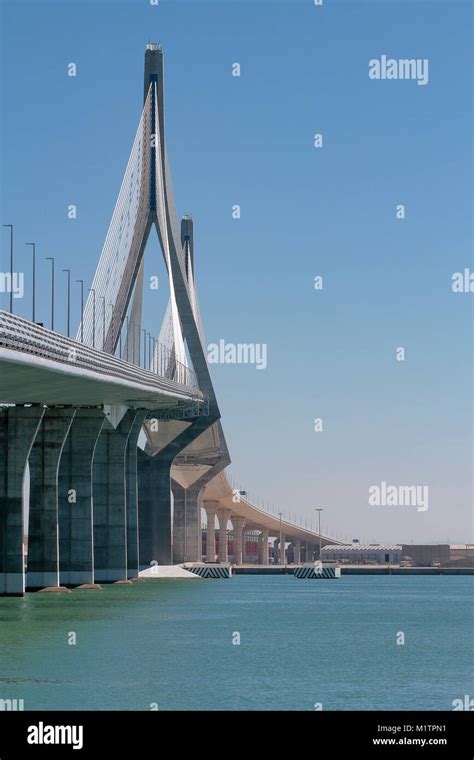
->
0;711;472;757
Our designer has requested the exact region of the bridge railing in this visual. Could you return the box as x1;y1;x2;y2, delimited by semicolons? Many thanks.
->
0;310;200;395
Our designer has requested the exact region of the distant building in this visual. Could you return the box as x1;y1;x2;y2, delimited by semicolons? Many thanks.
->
321;544;402;564
401;544;450;566
449;545;474;560
201;528;259;561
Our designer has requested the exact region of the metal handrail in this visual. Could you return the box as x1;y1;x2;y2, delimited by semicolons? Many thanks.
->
0;310;200;396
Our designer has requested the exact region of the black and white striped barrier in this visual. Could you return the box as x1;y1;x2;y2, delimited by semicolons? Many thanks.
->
184;564;232;579
294;564;341;579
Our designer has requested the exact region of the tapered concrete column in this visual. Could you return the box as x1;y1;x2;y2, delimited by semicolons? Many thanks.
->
172;482;203;563
138;449;174;567
27;408;77;590
93;411;137;582
273;538;280;564
58;409;106;586
258;528;269;565
232;517;246;565
137;449;154;568
273;538;280;565
306;542;313;562
0;406;45;596
217;507;230;563
204;501;218;561
126;412;147;578
137;448;152;568
280;535;286;565
293;540;301;565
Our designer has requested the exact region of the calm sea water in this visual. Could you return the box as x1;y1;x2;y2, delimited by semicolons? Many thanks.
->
0;575;472;711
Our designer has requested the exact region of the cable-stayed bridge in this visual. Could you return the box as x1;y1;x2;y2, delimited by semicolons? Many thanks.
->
0;44;340;596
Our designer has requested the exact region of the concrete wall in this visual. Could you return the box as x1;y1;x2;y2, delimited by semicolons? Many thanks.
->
402;544;450;566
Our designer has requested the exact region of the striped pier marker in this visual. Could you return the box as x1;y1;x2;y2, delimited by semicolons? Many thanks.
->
294;564;341;579
184;564;232;579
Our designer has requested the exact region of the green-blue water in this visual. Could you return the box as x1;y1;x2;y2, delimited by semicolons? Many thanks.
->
0;576;472;711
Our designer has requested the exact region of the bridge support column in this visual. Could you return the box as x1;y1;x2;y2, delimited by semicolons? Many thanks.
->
58;409;105;586
27;408;77;590
137;448;152;569
273;538;279;564
93;410;137;582
306;542;313;562
258;528;269;565
204;501;218;562
0;406;44;596
293;540;301;565
126;413;147;578
280;535;286;565
232;517;246;565
217;507;230;563
138;449;173;568
172;482;203;563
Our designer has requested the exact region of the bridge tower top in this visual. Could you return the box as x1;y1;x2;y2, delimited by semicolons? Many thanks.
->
144;43;163;103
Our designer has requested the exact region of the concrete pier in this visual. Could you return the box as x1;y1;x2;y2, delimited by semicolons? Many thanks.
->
274;538;280;565
27;408;76;590
137;448;153;569
172;482;203;563
138;449;173;568
58;408;105;586
258;528;269;565
204;500;218;561
217;507;230;563
232;517;246;565
293;540;301;565
126;413;147;578
93;411;137;582
0;406;44;596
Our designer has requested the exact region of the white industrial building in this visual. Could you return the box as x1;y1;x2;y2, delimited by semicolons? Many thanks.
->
321;544;402;564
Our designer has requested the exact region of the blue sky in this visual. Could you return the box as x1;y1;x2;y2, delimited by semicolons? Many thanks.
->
1;0;472;543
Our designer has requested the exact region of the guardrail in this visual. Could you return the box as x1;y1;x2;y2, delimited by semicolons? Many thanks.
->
0;310;200;396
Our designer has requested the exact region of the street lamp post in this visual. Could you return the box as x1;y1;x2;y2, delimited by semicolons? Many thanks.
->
2;224;13;313
109;303;114;354
100;297;106;351
125;314;129;360
315;508;324;563
45;257;55;330
26;243;36;322
89;288;96;348
278;511;283;566
62;269;71;337
131;320;135;363
76;280;84;343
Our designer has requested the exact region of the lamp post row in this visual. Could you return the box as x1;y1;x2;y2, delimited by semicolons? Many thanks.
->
2;225;167;373
2;227;79;336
